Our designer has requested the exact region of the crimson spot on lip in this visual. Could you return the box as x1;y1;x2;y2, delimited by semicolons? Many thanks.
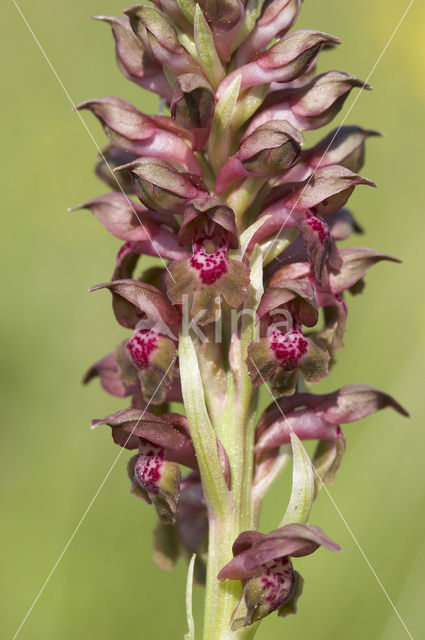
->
134;439;164;494
126;329;159;368
260;557;294;606
190;238;229;285
305;212;328;244
269;329;308;370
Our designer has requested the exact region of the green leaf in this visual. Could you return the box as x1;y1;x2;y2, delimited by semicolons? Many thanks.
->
261;229;298;266
179;332;232;518
184;554;196;640
207;74;241;174
194;4;224;89
229;215;271;261
280;433;314;526
231;84;269;131
177;0;196;22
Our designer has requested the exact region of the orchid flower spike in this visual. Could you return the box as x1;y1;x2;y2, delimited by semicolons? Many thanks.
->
75;2;407;639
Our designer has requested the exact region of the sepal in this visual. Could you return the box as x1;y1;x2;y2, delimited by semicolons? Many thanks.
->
217;30;340;97
303;126;382;173
255;385;408;455
92;408;197;467
257;278;318;328
170;74;215;150
93;15;172;99
83;352;136;397
236;0;301;66
248;71;369;133
116;158;207;213
124;4;201;74
216;120;302;193
329;247;401;294
90;278;181;329
178;197;239;248
77;96;199;172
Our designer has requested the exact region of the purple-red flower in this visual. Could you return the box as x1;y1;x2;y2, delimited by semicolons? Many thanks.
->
218;523;340;628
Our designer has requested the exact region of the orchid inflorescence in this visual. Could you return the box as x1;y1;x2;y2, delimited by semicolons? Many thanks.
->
75;2;407;638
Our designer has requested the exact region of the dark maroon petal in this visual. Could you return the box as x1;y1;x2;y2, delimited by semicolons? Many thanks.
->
94;146;137;193
177;472;208;555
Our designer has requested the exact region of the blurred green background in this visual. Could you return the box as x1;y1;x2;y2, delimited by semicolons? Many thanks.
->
2;1;424;638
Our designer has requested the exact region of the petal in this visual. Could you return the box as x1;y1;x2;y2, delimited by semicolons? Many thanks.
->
257;279;318;327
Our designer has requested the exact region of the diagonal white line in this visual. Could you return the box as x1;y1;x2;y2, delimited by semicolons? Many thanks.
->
249;357;414;640
10;357;177;640
262;0;415;263
12;0;176;281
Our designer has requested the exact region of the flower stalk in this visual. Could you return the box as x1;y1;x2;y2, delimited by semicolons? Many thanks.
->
76;2;408;638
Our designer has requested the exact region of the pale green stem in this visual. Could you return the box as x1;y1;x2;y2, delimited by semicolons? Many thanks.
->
203;514;259;640
226;178;266;231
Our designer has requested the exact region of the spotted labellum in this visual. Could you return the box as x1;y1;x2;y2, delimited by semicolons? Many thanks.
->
75;2;407;639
